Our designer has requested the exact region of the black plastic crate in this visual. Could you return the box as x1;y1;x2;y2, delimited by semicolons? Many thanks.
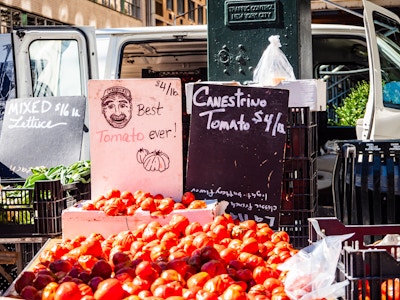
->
285;107;318;159
0;181;35;237
0;180;77;237
34;180;76;237
309;217;400;300
333;140;400;225
72;181;91;201
279;107;318;249
279;206;316;249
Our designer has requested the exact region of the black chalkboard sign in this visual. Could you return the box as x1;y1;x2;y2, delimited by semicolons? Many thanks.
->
185;83;289;229
0;96;86;178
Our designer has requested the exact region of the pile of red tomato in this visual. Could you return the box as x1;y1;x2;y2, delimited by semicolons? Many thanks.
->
13;191;302;300
81;190;207;216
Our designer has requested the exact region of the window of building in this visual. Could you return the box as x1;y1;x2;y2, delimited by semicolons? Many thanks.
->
155;0;163;16
188;1;195;21
198;6;204;24
167;0;174;11
178;0;185;15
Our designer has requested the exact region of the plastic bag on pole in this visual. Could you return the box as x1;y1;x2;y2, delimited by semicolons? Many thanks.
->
253;35;296;86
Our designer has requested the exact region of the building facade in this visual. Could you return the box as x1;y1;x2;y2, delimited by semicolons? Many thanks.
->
0;0;399;33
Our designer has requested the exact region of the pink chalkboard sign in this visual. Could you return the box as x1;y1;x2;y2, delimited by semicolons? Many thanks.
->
88;79;183;200
185;83;289;229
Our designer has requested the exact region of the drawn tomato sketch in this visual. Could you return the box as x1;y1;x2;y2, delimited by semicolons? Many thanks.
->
136;148;170;172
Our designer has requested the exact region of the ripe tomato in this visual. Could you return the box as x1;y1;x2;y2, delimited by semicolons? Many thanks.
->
203;274;234;295
135;261;157;279
263;278;283;293
241;237;259;254
81;238;103;258
157;198;175;215
381;278;400;300
187;272;212;289
271;231;290;244
54;282;81;300
140;197;157;212
201;260;227;278
169;214;190;236
42;282;59;300
212;224;230;241
93;278;125;300
78;283;94;297
271;292;290;300
188;200;207;209
220;284;247;300
195;289;219;300
105;189;121;199
153;281;183;298
181;191;196;206
219;247;237;264
253;266;279;284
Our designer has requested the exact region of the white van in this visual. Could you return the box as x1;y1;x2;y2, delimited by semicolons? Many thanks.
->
1;0;399;170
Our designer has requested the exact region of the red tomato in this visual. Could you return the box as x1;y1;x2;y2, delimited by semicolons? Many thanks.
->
135;261;157;279
160;269;185;284
188;200;207;209
169;214;190;236
195;289;219;300
185;222;204;236
203;274;234;295
271;292;290;300
157;197;175;215
193;233;214;249
270;231;290;244
153;281;183;298
174;202;187;210
219;247;237;264
54;282;81;300
78;283;94;297
263;278;283;293
212;224;230;241
382;278;400;300
201;260;227;278
81;238;103;258
93;278;125;300
181;191;196;206
220;284;247;300
253;266;279;284
42;282;59;300
105;189;121;199
140;197;157;212
187;272;212;289
241;237;259;254
248;284;271;299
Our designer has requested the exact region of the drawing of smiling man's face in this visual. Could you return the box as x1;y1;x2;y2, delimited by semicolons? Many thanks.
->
101;86;133;129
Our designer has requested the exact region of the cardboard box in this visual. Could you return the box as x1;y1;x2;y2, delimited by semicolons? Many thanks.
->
62;200;228;240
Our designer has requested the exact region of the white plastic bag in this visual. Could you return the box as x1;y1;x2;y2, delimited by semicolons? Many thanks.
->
253;35;296;86
278;233;353;300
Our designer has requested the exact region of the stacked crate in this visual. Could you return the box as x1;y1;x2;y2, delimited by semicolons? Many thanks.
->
309;217;400;300
279;107;318;249
333;139;400;226
0;179;83;293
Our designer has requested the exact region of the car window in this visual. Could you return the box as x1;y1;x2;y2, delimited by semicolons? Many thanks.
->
373;11;400;109
313;36;369;124
29;39;82;97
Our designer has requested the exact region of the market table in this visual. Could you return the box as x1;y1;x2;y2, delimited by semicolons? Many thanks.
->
2;238;57;298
